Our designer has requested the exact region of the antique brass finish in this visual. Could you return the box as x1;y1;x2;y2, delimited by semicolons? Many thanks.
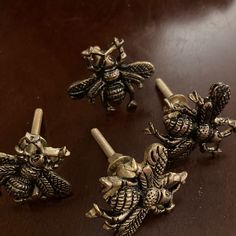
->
0;108;72;202
91;128;115;159
68;37;155;111
156;78;189;113
31;108;43;135
146;79;236;161
87;128;187;236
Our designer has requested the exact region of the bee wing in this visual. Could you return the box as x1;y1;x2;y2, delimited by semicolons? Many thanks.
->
0;164;18;183
116;207;149;236
42;171;72;198
138;165;153;191
0;153;18;165
196;83;231;124
143;143;168;188
87;79;106;99
36;174;56;198
120;61;155;79
196;101;213;124
120;71;145;88
67;74;99;99
208;82;231;121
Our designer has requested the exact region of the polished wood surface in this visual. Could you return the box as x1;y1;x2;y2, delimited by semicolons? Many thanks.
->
0;1;235;235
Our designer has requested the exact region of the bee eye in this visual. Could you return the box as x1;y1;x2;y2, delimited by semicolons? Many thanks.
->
165;191;170;197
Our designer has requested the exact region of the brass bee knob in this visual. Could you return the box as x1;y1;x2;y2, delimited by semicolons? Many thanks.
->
146;78;236;161
0;108;72;202
86;128;187;236
67;37;155;112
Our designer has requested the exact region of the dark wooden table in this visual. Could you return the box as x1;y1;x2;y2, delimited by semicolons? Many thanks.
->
0;0;235;235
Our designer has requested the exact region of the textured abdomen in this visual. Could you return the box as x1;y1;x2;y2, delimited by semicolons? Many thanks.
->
164;114;194;137
107;187;140;213
106;82;125;103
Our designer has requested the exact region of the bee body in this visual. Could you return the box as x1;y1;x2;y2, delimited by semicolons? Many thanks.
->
105;81;126;103
107;187;141;213
164;113;195;137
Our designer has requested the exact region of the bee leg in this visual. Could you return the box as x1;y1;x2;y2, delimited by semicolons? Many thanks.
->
105;97;116;112
103;212;130;231
86;203;115;220
32;185;42;199
152;205;165;215
112;210;131;222
100;89;116;111
125;81;137;111
128;101;137;111
157;133;182;147
103;209;130;223
86;203;130;223
160;171;188;193
103;221;118;231
200;142;221;154
106;102;116;112
100;88;105;104
14;197;28;203
165;200;175;213
215;117;236;128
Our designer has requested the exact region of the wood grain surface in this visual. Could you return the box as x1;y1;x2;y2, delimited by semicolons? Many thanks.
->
0;0;235;235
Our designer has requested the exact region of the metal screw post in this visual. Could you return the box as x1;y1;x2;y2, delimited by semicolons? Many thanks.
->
155;78;188;108
155;78;173;98
31;108;43;135
91;128;116;162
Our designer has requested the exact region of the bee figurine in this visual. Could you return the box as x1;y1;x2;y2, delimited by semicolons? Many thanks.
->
0;109;72;202
145;79;236;162
86;128;187;236
68;37;155;111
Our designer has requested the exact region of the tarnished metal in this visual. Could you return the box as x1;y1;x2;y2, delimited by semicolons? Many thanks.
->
68;37;155;111
146;79;236;161
0;108;71;202
86;128;187;236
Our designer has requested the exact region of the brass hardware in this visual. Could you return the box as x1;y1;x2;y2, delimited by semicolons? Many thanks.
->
31;108;43;135
68;37;155;111
87;128;187;235
156;78;189;113
0;108;72;202
146;79;236;160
